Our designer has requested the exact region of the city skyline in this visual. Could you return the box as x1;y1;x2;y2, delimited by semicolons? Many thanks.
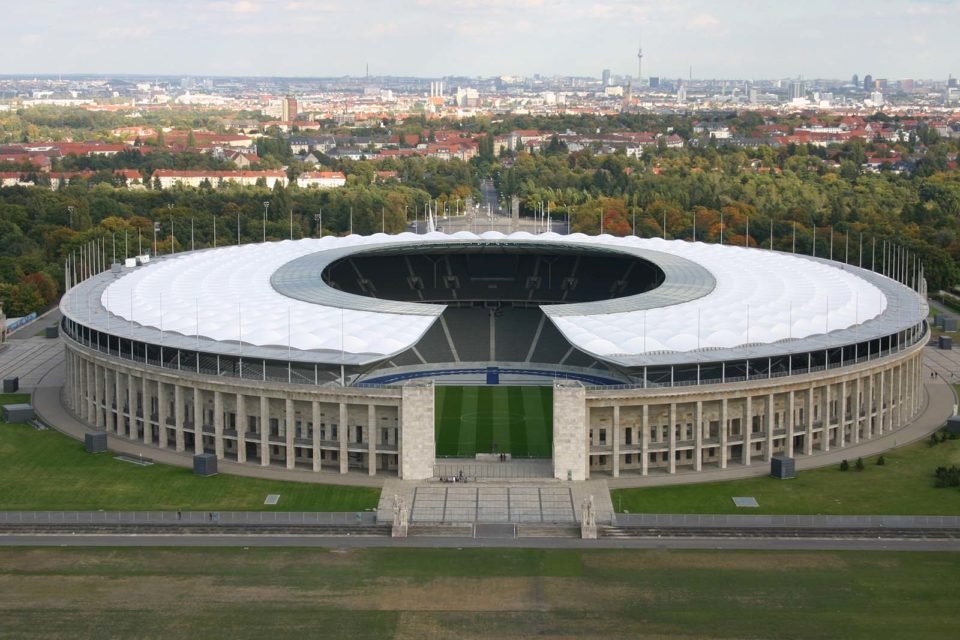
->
2;0;958;81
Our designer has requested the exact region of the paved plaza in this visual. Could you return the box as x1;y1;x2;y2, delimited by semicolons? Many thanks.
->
0;336;64;391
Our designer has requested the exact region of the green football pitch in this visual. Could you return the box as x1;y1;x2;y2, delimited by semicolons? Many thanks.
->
435;386;553;458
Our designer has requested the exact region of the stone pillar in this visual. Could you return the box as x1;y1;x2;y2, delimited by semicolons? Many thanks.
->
785;390;795;458
876;369;887;435
551;380;588;481
765;393;774;462
866;374;875;439
400;380;437;480
743;396;752;465
312;400;322;472
157;382;168;449
285;398;296;469
105;366;113;430
838;381;846;448
174;385;185;452
236;393;247;463
193;387;204;454
126;373;137;440
719;398;728;469
805;386;814;455
93;365;105;429
79;359;90;422
852;377;861;444
141;377;151;445
820;384;830;451
667;403;676;474
260;395;270;466
368;404;378;476
116;372;127;436
641;404;649;476
892;365;901;428
214;391;224;460
339;402;349;474
694;400;703;471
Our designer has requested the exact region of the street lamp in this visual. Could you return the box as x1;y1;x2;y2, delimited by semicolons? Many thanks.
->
67;205;75;229
314;210;322;238
262;201;270;243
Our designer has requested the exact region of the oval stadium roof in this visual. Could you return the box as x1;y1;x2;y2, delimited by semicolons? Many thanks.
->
77;231;921;366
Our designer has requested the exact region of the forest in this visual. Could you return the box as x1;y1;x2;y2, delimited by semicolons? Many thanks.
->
1;110;959;317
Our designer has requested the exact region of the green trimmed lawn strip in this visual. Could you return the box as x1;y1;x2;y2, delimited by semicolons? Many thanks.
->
0;393;31;405
0;421;379;511
613;437;960;515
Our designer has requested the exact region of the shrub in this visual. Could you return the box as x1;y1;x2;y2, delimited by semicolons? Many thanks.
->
877;455;886;466
929;434;940;447
840;459;849;471
934;465;960;488
855;457;865;472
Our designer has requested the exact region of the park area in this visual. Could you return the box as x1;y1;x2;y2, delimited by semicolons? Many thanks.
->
435;385;553;458
0;394;379;512
0;546;958;639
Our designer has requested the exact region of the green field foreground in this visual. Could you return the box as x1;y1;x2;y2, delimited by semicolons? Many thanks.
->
0;395;379;512
613;437;960;515
1;547;958;639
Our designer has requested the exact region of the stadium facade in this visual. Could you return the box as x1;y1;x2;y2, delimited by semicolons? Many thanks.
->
59;232;929;482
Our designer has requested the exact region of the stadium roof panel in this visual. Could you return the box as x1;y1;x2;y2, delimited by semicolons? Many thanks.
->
64;232;925;367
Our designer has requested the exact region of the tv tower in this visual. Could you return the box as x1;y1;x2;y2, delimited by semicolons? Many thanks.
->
637;40;643;83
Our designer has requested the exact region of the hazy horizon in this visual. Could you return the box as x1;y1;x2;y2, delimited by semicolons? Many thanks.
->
2;0;958;81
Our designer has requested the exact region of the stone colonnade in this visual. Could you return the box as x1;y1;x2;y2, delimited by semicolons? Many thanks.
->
581;342;926;478
64;342;407;477
66;337;927;482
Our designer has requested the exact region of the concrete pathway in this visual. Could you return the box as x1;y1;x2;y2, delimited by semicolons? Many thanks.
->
378;478;614;524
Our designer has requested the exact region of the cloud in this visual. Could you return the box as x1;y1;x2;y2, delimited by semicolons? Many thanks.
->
212;1;261;13
688;13;720;29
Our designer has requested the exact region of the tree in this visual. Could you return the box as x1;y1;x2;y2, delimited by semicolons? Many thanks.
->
839;459;849;471
854;457;865;472
876;455;885;466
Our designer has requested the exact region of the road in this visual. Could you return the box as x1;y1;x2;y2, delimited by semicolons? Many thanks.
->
2;533;958;551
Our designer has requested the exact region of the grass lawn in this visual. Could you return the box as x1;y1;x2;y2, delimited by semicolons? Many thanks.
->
435;385;552;458
0;400;379;511
612;437;960;515
1;547;958;639
0;392;31;405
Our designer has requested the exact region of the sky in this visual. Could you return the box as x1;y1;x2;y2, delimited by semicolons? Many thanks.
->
3;0;958;80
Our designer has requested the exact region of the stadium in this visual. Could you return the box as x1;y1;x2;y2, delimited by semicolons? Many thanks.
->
59;231;928;482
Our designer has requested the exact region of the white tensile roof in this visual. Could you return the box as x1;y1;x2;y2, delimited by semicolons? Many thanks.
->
100;232;887;358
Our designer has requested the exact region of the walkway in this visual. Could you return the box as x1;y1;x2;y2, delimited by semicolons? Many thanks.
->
379;478;615;524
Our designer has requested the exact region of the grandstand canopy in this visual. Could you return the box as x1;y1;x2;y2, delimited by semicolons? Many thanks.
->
83;232;923;367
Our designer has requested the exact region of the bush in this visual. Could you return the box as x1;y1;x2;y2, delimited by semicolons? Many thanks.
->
877;455;886;466
840;459;849;472
941;431;949;443
934;465;960;488
855;457;865;472
929;434;940;447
